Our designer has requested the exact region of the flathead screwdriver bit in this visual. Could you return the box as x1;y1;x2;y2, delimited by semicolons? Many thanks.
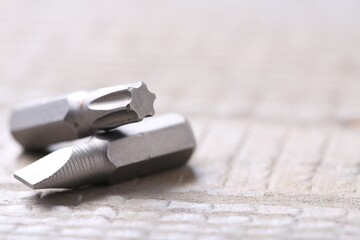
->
14;113;196;189
10;82;156;150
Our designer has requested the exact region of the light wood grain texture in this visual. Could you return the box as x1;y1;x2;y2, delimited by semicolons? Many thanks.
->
1;0;360;239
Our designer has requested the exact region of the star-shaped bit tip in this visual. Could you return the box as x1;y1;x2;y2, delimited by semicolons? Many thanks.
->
86;82;156;129
128;82;156;120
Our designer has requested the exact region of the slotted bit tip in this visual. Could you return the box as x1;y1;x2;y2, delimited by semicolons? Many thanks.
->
14;148;73;189
14;144;115;189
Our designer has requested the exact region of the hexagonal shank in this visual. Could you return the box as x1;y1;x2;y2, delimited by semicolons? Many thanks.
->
10;96;79;150
106;113;196;184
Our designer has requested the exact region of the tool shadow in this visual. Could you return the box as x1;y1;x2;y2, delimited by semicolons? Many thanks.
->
27;165;196;207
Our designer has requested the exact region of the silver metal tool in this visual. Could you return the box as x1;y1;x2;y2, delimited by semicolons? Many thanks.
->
10;82;156;150
14;113;196;189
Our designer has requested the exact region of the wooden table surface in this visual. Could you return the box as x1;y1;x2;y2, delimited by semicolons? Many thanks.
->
1;0;360;239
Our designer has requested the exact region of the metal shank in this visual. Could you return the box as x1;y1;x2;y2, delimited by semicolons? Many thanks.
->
10;82;156;150
13;113;196;189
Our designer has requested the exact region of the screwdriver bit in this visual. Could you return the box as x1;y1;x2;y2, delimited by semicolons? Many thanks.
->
14;113;196;189
10;82;156;150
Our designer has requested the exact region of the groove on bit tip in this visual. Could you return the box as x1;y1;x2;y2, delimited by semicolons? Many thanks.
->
88;82;156;129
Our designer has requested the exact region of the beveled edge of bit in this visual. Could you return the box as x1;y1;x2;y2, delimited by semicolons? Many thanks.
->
14;147;74;189
14;140;116;189
85;82;157;129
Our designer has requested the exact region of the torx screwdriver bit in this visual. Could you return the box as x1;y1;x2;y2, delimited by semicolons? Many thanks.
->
14;113;196;189
10;82;156;150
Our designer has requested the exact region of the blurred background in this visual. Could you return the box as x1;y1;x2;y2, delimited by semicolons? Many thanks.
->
1;0;359;123
1;0;360;239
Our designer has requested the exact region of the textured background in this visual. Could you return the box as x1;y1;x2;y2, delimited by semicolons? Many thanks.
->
1;0;360;239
